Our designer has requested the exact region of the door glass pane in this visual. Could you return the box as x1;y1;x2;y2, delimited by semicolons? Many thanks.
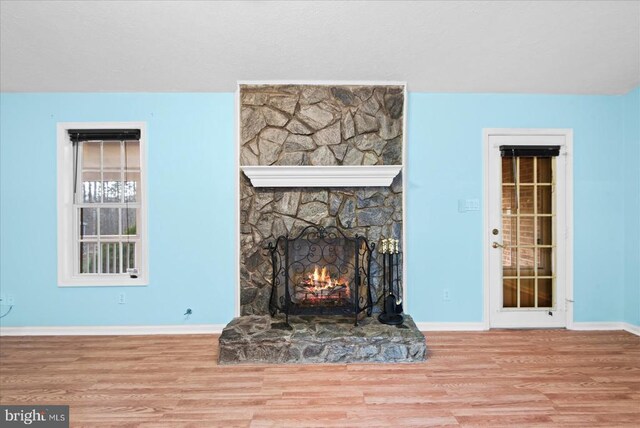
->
537;158;552;183
519;158;534;183
503;217;517;246
520;278;535;308
519;186;534;213
80;242;98;273
502;186;516;214
82;142;101;169
519;217;535;246
537;248;553;276
519;247;535;276
101;242;120;274
503;248;517;277
502;158;515;183
100;208;119;236
537;186;552;214
537;278;553;307
82;171;102;203
80;208;97;237
537;217;552;245
503;279;517;307
103;141;121;170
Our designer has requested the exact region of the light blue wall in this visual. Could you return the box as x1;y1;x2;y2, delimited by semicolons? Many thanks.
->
1;90;637;327
623;87;640;326
1;93;236;326
406;92;632;323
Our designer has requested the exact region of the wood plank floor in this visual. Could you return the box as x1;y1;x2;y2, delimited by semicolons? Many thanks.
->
1;330;639;427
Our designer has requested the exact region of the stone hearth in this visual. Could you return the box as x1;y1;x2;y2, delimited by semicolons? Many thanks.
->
218;315;426;364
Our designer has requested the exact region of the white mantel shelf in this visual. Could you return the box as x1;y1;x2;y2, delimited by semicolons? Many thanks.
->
241;165;403;188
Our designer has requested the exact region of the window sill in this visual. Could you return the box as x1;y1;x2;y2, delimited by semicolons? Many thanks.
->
58;275;148;287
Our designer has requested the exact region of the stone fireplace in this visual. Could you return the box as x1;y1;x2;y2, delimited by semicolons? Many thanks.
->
219;83;426;364
238;84;404;317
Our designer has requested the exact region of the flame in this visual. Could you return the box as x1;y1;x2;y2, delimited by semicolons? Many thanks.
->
301;266;349;302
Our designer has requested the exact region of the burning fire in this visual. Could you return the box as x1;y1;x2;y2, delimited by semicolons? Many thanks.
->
307;266;347;290
297;266;349;303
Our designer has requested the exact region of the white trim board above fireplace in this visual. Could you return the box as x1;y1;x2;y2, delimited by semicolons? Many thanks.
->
241;165;403;187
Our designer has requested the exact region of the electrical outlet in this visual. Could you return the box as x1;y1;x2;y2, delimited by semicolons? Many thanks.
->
118;292;126;304
443;289;451;301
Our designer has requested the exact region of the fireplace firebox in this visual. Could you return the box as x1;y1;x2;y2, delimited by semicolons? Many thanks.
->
267;225;375;326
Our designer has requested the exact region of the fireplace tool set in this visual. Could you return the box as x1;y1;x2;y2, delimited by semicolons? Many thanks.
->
377;238;405;325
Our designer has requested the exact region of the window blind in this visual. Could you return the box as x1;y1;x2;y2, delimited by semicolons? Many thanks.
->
500;145;560;157
68;129;140;142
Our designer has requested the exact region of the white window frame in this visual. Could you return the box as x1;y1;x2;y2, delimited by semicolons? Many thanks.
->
57;122;149;286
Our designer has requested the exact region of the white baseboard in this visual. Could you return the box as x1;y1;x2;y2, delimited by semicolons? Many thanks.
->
570;322;625;331
416;322;487;331
2;322;637;337
570;321;640;336
622;322;640;336
0;324;225;336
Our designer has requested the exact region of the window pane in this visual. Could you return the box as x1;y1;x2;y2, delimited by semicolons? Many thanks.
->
537;158;552;183
82;142;101;169
538;278;553;307
102;171;122;203
80;208;97;237
103;141;121;170
520;278;535;307
125;140;140;169
124;171;140;202
519;158;534;183
501;158;514;183
80;242;98;273
123;242;136;271
101;242;120;274
82;171;102;203
100;208;119;236
121;208;138;236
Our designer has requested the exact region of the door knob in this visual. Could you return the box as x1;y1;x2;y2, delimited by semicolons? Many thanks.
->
492;241;505;249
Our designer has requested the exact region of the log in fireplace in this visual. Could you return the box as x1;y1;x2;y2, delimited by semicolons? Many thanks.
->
267;225;375;326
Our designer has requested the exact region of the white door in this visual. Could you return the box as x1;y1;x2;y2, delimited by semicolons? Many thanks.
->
485;129;572;328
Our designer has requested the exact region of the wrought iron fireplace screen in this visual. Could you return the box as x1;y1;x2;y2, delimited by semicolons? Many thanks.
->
267;225;375;326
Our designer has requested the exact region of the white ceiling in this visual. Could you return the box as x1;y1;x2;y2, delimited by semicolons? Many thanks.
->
1;1;639;94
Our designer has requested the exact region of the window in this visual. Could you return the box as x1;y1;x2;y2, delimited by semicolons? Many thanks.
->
57;123;148;286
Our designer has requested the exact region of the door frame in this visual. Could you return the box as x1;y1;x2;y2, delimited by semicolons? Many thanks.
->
483;128;574;329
